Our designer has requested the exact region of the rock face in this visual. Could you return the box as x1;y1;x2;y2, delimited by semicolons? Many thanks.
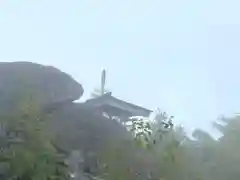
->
46;102;130;152
0;61;131;177
0;61;83;112
42;99;132;176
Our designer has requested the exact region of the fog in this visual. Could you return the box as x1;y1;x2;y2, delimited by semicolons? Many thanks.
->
0;1;240;179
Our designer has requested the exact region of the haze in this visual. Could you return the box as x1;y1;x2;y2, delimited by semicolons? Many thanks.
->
0;0;240;134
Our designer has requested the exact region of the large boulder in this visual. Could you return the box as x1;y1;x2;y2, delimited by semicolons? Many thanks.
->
0;61;83;112
0;61;130;155
45;101;132;176
45;101;130;152
0;61;134;177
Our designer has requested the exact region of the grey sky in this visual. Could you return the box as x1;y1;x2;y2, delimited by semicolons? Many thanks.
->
0;0;240;134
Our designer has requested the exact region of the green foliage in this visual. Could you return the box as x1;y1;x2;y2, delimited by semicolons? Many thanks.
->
3;95;240;180
99;141;136;180
2;64;240;180
131;110;174;149
0;96;67;180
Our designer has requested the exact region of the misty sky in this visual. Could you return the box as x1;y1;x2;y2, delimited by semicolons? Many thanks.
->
0;0;240;134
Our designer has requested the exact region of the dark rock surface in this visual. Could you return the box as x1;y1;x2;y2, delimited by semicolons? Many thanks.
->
46;101;130;152
0;61;129;152
0;61;131;177
0;61;83;112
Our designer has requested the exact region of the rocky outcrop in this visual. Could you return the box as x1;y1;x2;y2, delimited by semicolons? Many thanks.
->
0;61;83;113
0;62;130;150
46;102;130;152
0;61;131;177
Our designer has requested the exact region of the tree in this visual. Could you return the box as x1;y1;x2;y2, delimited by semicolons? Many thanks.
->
131;109;174;149
207;115;240;180
0;95;67;180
